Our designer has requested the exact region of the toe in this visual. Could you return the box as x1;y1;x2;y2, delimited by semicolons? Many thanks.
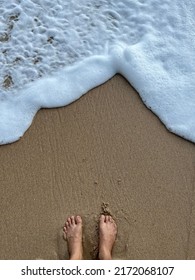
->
65;221;69;228
64;226;67;233
100;214;106;223
67;217;72;226
71;216;76;225
105;215;109;223
75;215;82;224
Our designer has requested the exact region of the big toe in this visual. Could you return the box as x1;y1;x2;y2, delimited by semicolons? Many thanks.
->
75;216;82;224
100;214;106;224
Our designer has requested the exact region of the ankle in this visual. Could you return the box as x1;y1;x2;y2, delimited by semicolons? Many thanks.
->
99;247;112;260
69;252;83;260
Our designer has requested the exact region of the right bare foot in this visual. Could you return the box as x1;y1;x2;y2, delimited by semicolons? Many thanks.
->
63;215;83;260
99;214;117;260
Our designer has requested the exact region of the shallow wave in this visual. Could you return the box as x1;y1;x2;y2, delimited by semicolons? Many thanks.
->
0;0;195;144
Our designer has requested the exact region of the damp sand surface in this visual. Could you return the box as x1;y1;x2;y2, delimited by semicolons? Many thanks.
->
1;0;195;144
0;76;194;259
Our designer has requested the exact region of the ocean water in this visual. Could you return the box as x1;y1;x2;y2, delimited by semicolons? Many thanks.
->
0;0;195;144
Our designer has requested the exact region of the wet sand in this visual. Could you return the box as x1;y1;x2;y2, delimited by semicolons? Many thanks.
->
0;75;194;259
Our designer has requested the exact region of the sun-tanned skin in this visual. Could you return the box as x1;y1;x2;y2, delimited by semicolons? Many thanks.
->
63;214;117;260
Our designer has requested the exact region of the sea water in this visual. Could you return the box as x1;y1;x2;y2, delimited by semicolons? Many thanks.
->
0;0;195;144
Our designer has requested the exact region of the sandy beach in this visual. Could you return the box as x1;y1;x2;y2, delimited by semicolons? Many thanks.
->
0;75;194;259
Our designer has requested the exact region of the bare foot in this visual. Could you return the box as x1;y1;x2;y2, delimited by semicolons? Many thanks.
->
99;215;117;260
63;215;83;260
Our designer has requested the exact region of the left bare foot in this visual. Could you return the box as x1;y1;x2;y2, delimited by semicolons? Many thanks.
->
63;215;83;260
99;215;117;260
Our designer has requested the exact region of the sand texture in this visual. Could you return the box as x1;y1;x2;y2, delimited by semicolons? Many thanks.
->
0;75;194;260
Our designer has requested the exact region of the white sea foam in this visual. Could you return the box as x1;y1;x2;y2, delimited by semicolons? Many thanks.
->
0;0;195;144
